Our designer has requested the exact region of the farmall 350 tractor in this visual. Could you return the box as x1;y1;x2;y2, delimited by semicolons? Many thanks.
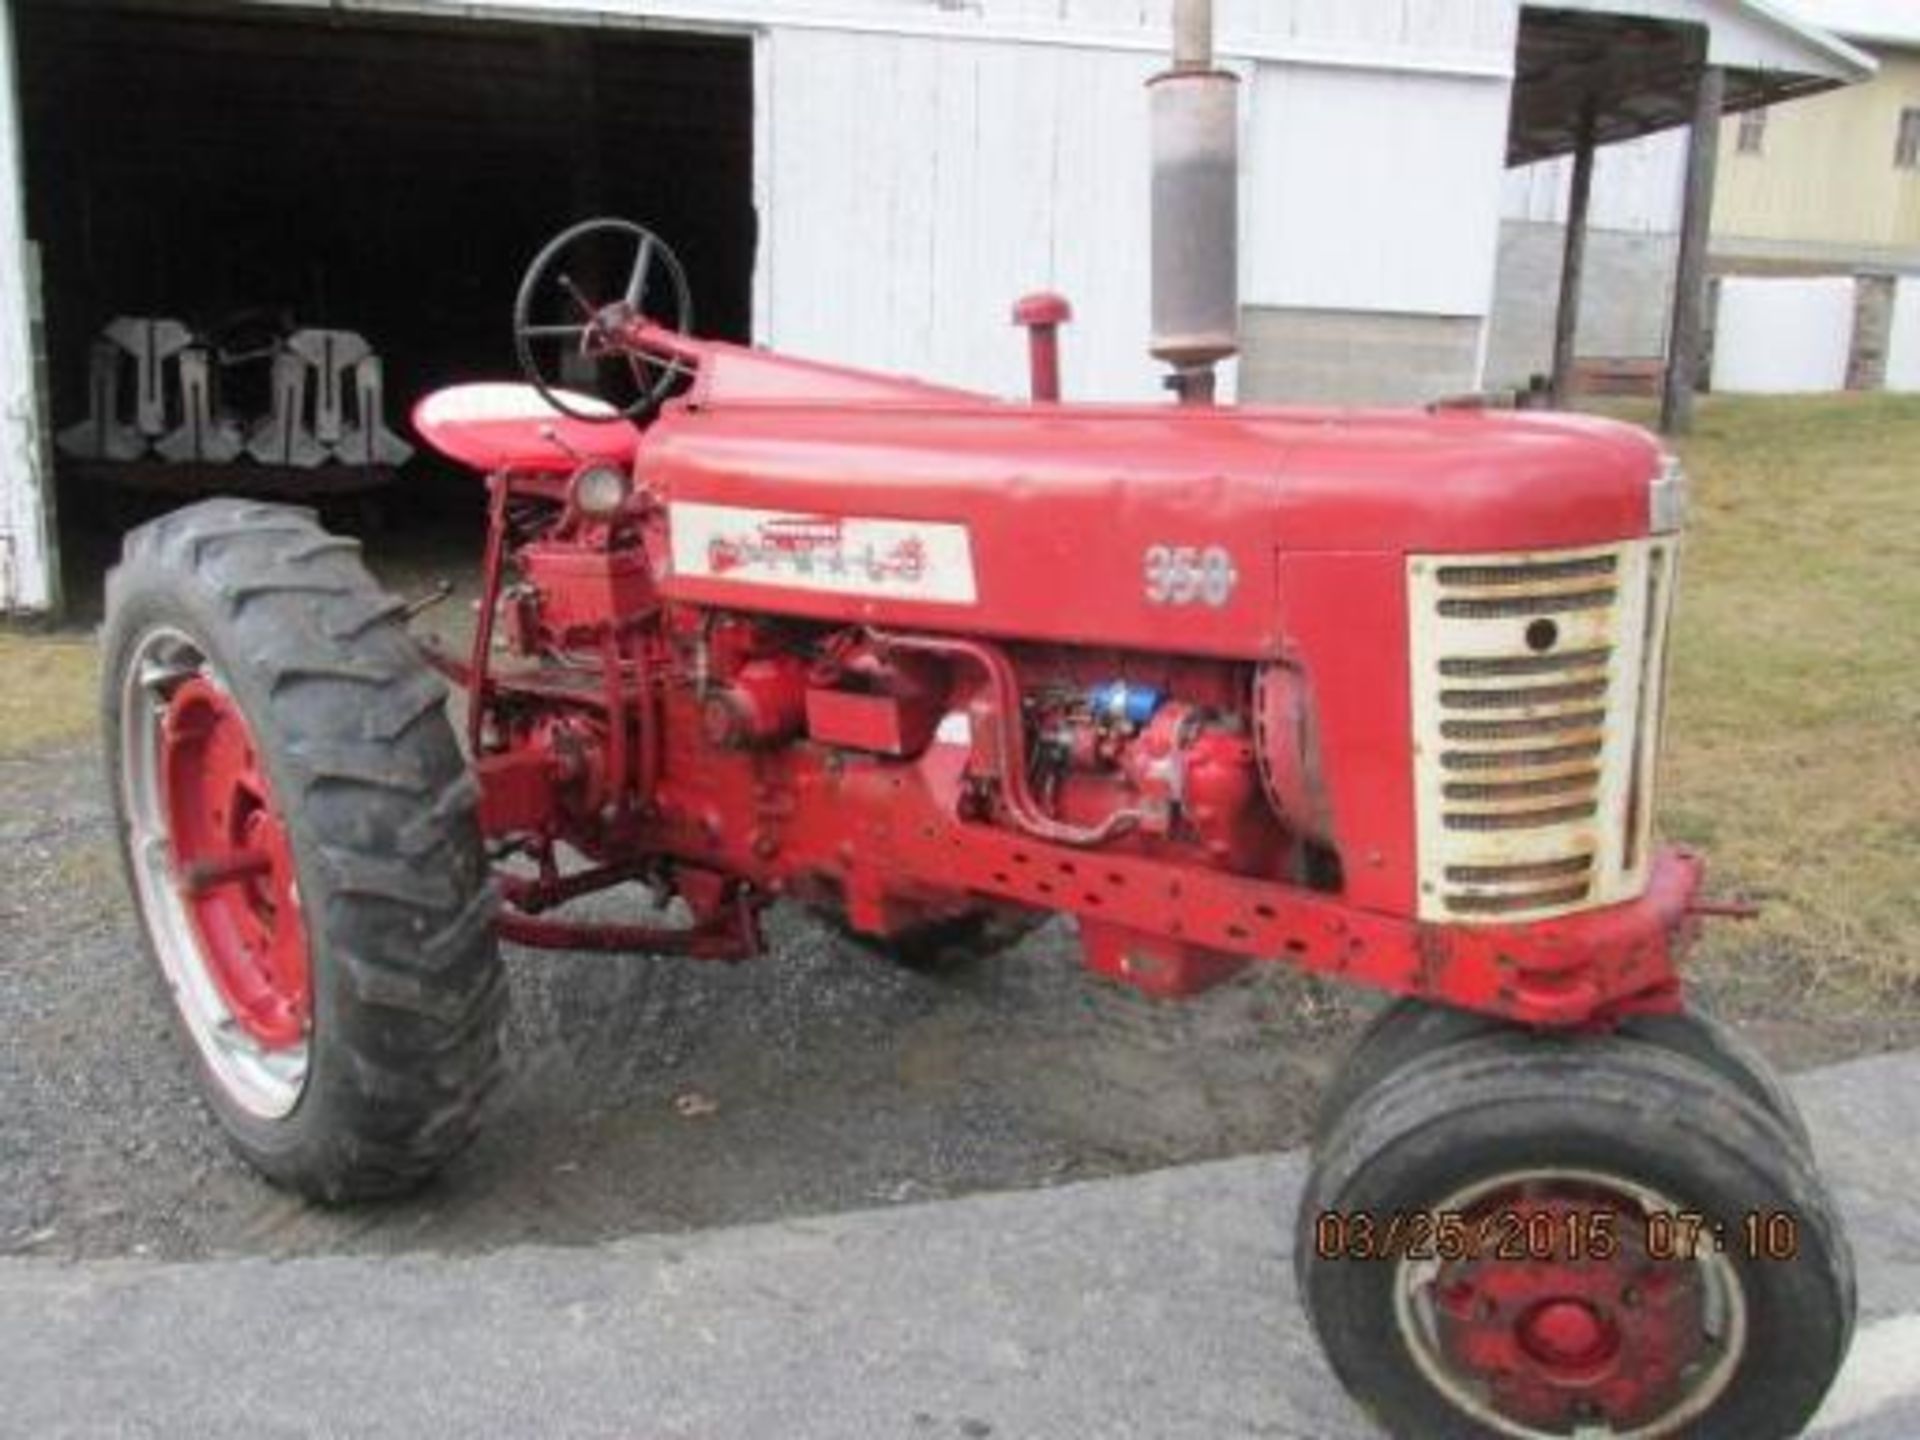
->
102;17;1852;1439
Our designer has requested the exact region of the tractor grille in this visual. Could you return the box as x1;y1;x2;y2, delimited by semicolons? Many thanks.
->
1408;541;1676;923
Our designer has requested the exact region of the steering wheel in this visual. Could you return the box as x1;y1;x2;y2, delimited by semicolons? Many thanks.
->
512;218;694;423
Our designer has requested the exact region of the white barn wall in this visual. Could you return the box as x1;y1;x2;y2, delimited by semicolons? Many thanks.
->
758;27;1164;400
238;0;1523;402
1244;63;1513;317
1501;128;1687;233
1215;0;1517;71
758;2;1520;401
1236;49;1514;404
228;0;1518;73
0;0;51;612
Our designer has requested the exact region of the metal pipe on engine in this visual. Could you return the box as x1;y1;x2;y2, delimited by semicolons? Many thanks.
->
867;628;1145;848
1150;0;1239;406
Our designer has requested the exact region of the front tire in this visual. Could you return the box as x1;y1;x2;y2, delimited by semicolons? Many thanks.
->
1298;1034;1854;1438
1313;995;1812;1150
104;499;505;1200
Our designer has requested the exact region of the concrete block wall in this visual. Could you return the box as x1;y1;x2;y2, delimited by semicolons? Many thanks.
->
1485;220;1678;389
1237;307;1482;406
1488;218;1916;397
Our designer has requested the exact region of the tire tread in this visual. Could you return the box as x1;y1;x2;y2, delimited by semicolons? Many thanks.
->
104;499;503;1203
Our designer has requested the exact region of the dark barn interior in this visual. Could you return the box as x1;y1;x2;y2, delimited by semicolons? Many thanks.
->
12;0;754;607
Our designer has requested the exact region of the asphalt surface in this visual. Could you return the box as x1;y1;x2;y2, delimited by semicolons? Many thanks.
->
2;1049;1915;1439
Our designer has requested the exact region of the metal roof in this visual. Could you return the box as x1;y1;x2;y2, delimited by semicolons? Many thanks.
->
1511;0;1877;164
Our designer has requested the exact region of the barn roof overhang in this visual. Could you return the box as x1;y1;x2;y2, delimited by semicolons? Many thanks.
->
1769;0;1920;54
1510;0;1877;164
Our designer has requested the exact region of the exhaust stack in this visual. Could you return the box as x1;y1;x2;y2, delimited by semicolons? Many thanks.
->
1149;0;1239;405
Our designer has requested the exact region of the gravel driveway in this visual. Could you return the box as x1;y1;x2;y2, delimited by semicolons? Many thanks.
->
0;737;1363;1262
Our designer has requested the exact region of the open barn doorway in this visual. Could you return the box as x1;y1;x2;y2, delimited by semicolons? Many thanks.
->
12;0;755;615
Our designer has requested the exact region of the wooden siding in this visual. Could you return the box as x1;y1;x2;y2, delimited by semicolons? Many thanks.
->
760;10;1517;399
226;0;1516;71
758;27;1166;399
1503;129;1688;235
1245;62;1513;317
0;0;51;611
1715;48;1920;254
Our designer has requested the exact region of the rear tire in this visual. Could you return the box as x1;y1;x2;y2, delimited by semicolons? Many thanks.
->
1314;995;1812;1150
104;499;505;1201
1299;1034;1854;1439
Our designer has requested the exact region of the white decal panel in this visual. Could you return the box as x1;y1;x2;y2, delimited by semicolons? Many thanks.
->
669;503;978;604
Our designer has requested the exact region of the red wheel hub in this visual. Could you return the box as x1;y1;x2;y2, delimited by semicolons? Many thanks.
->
1521;1299;1610;1367
1429;1181;1711;1433
159;676;311;1050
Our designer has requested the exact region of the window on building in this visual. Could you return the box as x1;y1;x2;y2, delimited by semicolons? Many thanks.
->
1899;108;1920;170
1737;107;1768;155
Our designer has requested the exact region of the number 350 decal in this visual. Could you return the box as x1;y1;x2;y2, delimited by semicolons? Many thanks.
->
1144;544;1239;607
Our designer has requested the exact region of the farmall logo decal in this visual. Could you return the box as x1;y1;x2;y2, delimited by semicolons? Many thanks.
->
669;502;978;604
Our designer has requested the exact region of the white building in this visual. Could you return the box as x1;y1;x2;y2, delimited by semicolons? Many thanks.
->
1491;0;1920;389
0;0;1867;614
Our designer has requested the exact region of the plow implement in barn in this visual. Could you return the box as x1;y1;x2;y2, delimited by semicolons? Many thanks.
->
56;314;412;503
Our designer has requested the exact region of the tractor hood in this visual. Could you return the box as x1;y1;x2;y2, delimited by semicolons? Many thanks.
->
640;399;1666;660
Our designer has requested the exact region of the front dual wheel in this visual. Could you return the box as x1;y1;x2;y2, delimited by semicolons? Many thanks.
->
104;499;505;1200
1298;1030;1854;1438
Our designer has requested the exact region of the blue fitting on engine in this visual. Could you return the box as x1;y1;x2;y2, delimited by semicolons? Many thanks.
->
1088;681;1164;729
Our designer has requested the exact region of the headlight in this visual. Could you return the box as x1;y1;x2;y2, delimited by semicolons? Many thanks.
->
1649;455;1689;535
571;463;631;517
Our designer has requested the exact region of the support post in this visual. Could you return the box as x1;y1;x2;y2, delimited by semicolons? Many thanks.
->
1550;107;1597;409
1662;64;1724;435
0;0;60;614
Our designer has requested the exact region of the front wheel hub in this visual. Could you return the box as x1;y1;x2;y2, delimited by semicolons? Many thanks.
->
1519;1299;1613;1369
1399;1171;1744;1437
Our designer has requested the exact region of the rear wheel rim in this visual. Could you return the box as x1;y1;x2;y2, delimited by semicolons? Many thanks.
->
1392;1167;1746;1439
121;627;312;1119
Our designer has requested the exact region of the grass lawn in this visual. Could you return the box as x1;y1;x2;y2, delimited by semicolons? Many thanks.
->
0;629;95;757
1649;394;1920;1004
3;394;1915;1005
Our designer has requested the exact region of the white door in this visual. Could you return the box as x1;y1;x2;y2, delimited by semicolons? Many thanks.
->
0;0;54;613
1710;276;1857;395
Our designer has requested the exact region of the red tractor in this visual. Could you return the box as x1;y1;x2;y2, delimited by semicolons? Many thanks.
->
103;219;1852;1438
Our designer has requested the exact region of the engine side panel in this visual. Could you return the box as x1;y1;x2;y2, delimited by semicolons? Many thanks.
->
645;447;1288;659
637;402;1659;662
